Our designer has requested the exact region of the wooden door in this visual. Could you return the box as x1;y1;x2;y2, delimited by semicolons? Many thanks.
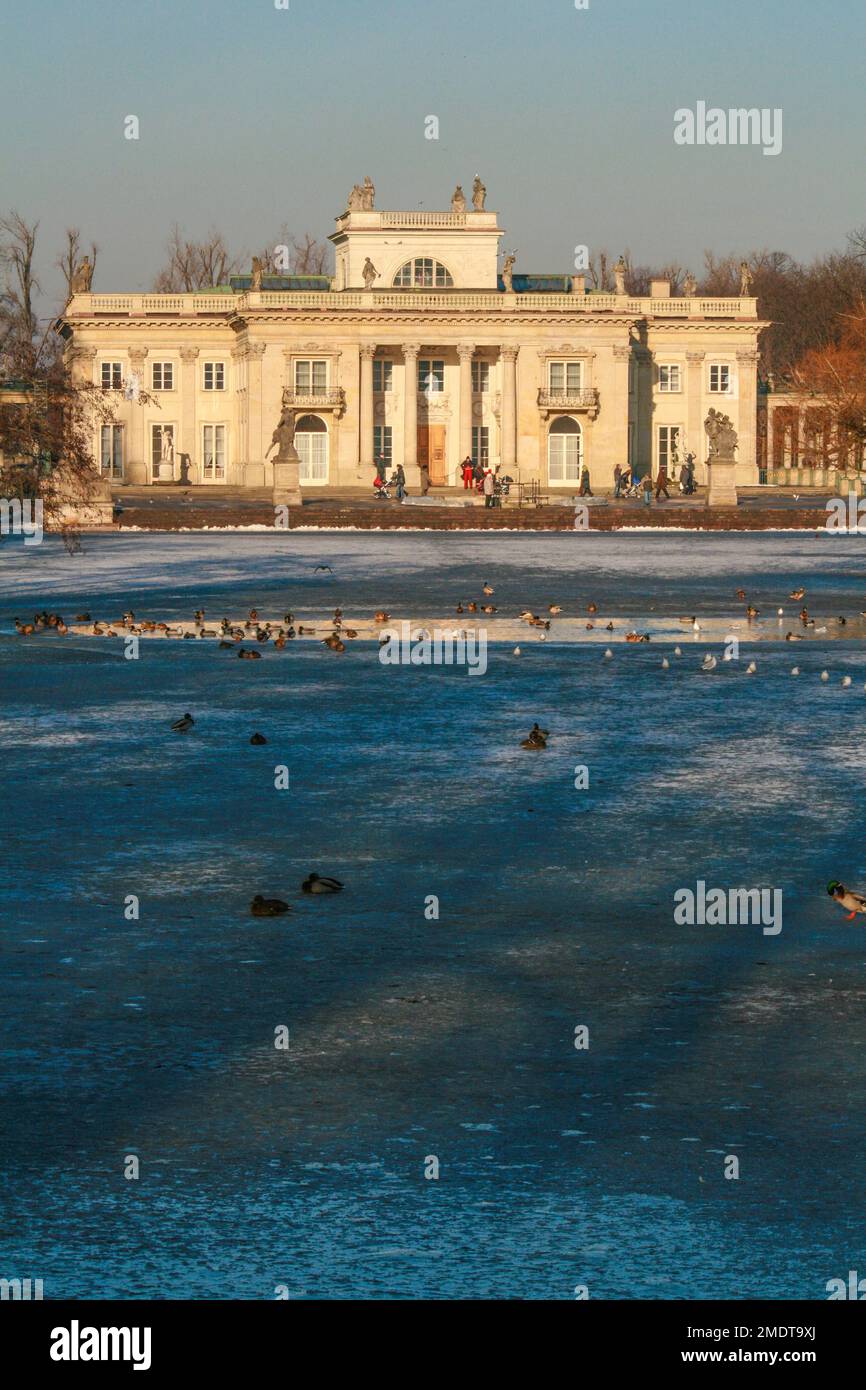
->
422;425;447;484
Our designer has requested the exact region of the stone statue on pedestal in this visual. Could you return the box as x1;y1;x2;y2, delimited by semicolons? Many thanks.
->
739;261;754;296
472;175;486;211
502;254;516;292
251;256;263;290
705;408;738;459
268;402;302;506
684;271;697;297
361;176;375;210
347;184;364;211
614;256;627;295
451;185;466;213
362;257;379;290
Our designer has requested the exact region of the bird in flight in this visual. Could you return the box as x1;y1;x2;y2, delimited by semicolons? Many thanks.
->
314;565;333;573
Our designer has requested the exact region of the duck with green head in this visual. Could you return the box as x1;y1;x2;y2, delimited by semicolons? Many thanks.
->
827;881;866;920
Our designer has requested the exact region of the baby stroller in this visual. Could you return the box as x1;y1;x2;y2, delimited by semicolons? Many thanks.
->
373;475;391;500
497;473;513;499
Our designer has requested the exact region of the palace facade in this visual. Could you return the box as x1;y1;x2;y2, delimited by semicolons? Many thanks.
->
57;187;767;492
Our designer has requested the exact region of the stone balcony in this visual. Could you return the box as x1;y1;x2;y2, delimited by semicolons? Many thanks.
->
538;387;600;420
283;387;346;417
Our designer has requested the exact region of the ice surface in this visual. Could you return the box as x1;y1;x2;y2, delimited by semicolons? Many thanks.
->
2;532;866;1298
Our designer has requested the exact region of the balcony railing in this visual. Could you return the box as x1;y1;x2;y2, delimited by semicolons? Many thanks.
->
282;387;345;417
68;292;758;319
538;387;600;419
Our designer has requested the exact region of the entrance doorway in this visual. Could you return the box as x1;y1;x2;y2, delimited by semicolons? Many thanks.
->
418;425;447;485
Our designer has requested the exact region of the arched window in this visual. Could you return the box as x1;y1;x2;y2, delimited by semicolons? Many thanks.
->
393;258;454;289
295;414;328;484
548;416;582;484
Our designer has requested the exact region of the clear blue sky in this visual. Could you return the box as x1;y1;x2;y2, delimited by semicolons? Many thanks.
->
1;0;864;305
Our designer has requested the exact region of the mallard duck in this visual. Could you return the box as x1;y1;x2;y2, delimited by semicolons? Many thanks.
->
298;625;316;635
482;583;494;595
194;609;205;622
219;640;234;649
521;736;546;750
248;609;258;622
519;610;534;621
171;713;195;733
735;589;746;600
605;621;614;631
790;588;805;601
455;604;464;614
250;732;268;745
587;603;598;614
586;621;594;630
14;619;33;636
238;648;262;660
374;611;391;623
827;881;866;920
548;604;562;615
274;635;287;650
467;602;478;613
746;605;759;619
250;895;290;917
75;613;91;622
482;604;496;614
344;628;358;639
302;873;343;894
785;631;801;641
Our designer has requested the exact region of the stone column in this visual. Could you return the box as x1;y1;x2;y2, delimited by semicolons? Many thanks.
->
612;345;631;477
686;351;705;480
245;342;267;486
736;350;759;484
500;345;518;472
179;348;199;485
457;342;475;466
126;347;148;484
766;398;775;478
359;344;376;472
403;343;420;485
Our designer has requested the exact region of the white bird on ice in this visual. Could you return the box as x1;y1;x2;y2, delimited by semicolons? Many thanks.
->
746;661;757;674
701;653;717;672
821;670;830;682
790;666;800;676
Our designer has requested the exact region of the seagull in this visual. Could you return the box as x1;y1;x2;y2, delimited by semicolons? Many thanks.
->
603;648;613;660
513;646;521;656
701;654;717;672
820;670;830;682
662;657;670;669
746;661;757;674
842;676;852;688
314;565;333;573
790;666;800;676
673;646;682;657
171;713;194;733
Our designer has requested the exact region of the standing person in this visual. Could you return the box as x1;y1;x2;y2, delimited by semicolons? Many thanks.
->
641;472;653;505
655;463;670;501
483;467;495;509
613;463;623;498
419;460;431;496
394;463;406;500
461;455;474;490
579;463;593;497
473;458;484;492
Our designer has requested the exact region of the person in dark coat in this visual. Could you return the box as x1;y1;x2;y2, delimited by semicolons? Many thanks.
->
655;464;670;501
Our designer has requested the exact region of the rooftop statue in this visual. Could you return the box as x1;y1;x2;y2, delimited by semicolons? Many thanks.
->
362;257;379;290
451;184;466;213
71;256;93;293
361;176;375;210
739;260;754;296
684;271;697;297
250;256;263;291
614;256;627;295
502;253;516;292
472;175;486;211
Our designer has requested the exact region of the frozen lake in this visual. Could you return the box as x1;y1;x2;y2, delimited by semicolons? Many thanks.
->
2;531;866;1299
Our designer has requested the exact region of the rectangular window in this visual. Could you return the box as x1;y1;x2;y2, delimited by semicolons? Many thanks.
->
709;364;731;394
373;425;393;470
658;364;681;393
472;426;489;467
548;361;583;394
151;423;175;478
202;424;226;481
100;424;124;478
152;361;174;390
658;425;682;470
101;361;123;390
295;360;328;394
418;359;445;393
472;361;490;393
373;360;393;393
203;361;225;391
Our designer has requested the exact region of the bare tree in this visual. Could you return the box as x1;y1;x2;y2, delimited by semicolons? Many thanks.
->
257;227;331;277
153;225;242;291
0;212;40;375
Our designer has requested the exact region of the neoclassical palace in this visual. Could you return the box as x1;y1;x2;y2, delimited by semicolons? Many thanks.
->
57;184;767;492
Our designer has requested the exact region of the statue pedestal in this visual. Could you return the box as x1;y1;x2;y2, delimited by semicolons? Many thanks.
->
272;454;302;507
707;456;738;507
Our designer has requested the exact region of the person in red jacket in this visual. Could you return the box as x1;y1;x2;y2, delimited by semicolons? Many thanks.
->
461;455;474;489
